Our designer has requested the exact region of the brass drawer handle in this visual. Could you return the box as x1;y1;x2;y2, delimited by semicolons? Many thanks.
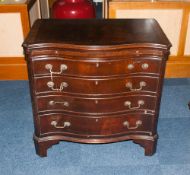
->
141;63;149;70
45;64;68;74
123;120;142;129
127;64;135;70
51;121;71;129
47;81;68;91
126;81;146;91
124;100;144;109
49;100;69;107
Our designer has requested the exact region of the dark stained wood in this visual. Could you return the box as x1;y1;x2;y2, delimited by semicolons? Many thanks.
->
33;135;60;157
23;19;171;157
23;19;171;47
39;113;154;136
36;94;157;114
34;76;159;95
133;137;158;156
32;56;162;77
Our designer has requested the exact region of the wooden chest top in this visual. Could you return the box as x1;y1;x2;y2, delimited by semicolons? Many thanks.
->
23;19;171;48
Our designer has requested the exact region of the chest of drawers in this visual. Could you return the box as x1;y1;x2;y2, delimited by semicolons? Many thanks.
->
23;19;171;157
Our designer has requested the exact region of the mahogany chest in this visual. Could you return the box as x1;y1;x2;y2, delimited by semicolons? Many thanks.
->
23;19;171;157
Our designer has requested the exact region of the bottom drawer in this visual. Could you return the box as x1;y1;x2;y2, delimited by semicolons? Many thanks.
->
39;113;154;136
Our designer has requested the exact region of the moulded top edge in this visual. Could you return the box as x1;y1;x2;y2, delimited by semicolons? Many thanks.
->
23;42;170;51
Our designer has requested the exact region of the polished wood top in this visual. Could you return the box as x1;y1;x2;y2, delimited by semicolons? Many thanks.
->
23;19;171;48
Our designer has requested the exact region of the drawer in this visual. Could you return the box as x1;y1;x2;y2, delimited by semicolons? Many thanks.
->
36;95;157;114
34;76;159;95
30;48;164;58
32;57;162;77
39;113;154;136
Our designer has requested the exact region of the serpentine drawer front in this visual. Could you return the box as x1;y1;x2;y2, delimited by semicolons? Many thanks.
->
31;57;162;76
23;19;171;157
36;95;157;114
34;76;159;95
39;113;154;136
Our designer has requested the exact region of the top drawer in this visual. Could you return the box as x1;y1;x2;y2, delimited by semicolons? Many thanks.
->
31;57;162;77
29;48;164;58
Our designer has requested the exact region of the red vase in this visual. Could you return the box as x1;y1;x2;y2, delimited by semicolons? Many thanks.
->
52;0;96;19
